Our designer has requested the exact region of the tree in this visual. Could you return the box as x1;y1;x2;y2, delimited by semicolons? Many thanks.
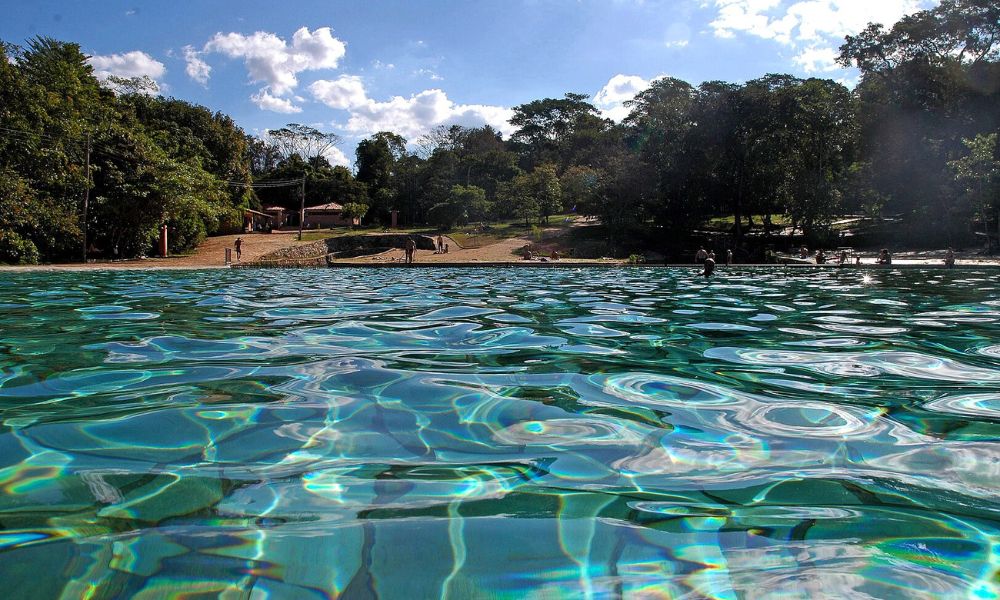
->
509;93;604;170
838;1;1000;243
355;131;408;224
839;0;1000;74
340;202;369;228
950;133;1000;250
267;124;341;162
497;176;539;227
528;164;562;224
427;185;487;229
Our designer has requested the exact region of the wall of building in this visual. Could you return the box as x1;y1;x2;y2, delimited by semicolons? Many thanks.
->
304;212;357;227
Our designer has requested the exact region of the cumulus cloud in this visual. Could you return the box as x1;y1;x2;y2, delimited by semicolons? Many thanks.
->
593;74;660;122
346;90;514;139
710;0;935;73
324;145;351;167
88;50;166;84
204;26;346;95
309;75;513;139
182;45;211;85
251;90;302;113
792;45;841;73
309;75;368;110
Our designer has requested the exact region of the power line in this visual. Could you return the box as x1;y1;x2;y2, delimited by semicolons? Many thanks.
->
0;125;86;146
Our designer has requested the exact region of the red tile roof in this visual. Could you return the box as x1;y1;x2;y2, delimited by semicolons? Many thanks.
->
304;202;344;212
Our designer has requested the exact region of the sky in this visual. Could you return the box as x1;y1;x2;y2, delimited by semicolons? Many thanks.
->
1;0;939;166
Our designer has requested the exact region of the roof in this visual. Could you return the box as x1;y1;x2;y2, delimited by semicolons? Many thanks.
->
261;205;285;211
304;202;344;212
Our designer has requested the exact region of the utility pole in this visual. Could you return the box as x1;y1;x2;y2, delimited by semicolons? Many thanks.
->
82;133;91;263
297;175;306;241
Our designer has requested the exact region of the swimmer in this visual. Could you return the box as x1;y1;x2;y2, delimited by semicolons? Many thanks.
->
701;255;716;277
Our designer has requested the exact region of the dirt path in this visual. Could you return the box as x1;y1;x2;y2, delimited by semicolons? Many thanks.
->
334;235;533;265
167;232;316;267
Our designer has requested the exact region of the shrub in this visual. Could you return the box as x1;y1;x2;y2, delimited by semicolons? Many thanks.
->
0;231;40;265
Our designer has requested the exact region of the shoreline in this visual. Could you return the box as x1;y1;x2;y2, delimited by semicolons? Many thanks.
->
4;259;1000;271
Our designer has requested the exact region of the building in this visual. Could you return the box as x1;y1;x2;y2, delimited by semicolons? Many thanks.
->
261;206;289;228
244;208;276;232
303;202;358;228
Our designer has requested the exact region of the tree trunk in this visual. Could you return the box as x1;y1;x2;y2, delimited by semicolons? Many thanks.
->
734;163;744;243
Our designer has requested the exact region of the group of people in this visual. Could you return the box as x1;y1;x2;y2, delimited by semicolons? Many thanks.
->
522;248;561;261
798;245;889;266
435;235;449;255
695;247;733;277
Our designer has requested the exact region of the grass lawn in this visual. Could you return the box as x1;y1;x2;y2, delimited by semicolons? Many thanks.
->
704;214;793;231
293;212;580;247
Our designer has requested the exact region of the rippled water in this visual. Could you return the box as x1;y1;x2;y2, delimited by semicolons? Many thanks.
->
1;267;998;599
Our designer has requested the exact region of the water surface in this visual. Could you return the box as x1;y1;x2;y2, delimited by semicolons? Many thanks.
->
0;267;998;598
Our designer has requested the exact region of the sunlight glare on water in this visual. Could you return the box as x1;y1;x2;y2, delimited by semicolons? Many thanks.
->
0;267;997;599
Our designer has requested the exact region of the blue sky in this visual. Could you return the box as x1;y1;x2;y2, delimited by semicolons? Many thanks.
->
1;0;938;165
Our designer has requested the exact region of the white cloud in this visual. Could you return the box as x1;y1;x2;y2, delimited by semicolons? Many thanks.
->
339;88;513;140
710;0;936;73
251;90;302;113
792;45;840;73
594;74;662;122
310;76;368;110
324;145;351;168
664;22;693;48
414;68;444;81
205;26;346;95
182;45;211;86
88;50;166;84
309;75;513;140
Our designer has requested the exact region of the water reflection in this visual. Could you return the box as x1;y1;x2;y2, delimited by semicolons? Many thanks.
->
0;267;997;598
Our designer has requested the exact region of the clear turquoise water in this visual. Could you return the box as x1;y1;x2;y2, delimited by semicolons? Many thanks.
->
0;267;998;599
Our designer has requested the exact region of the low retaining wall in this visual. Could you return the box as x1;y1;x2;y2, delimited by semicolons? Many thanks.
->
238;234;436;268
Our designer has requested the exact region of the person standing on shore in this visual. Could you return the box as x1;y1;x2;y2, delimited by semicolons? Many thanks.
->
945;248;955;268
726;249;733;265
405;237;416;264
234;237;243;261
437;235;444;254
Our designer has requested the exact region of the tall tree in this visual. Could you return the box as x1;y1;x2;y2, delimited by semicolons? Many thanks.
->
509;93;603;170
355;131;408;223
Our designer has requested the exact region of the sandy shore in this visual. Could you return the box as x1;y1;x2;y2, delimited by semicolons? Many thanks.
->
1;231;998;270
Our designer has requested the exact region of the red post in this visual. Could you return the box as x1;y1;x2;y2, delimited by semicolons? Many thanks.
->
159;224;168;257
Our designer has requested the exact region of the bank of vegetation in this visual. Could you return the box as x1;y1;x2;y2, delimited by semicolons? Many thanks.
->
1;0;998;264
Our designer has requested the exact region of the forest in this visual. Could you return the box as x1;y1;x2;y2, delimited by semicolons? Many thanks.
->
1;0;998;264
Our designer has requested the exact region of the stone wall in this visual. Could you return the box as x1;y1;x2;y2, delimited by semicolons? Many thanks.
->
241;234;436;267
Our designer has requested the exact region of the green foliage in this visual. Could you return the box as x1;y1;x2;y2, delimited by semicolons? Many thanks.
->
497;176;540;227
950;132;1000;248
0;36;257;261
428;185;487;228
0;231;39;265
355;131;407;223
341;202;369;225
